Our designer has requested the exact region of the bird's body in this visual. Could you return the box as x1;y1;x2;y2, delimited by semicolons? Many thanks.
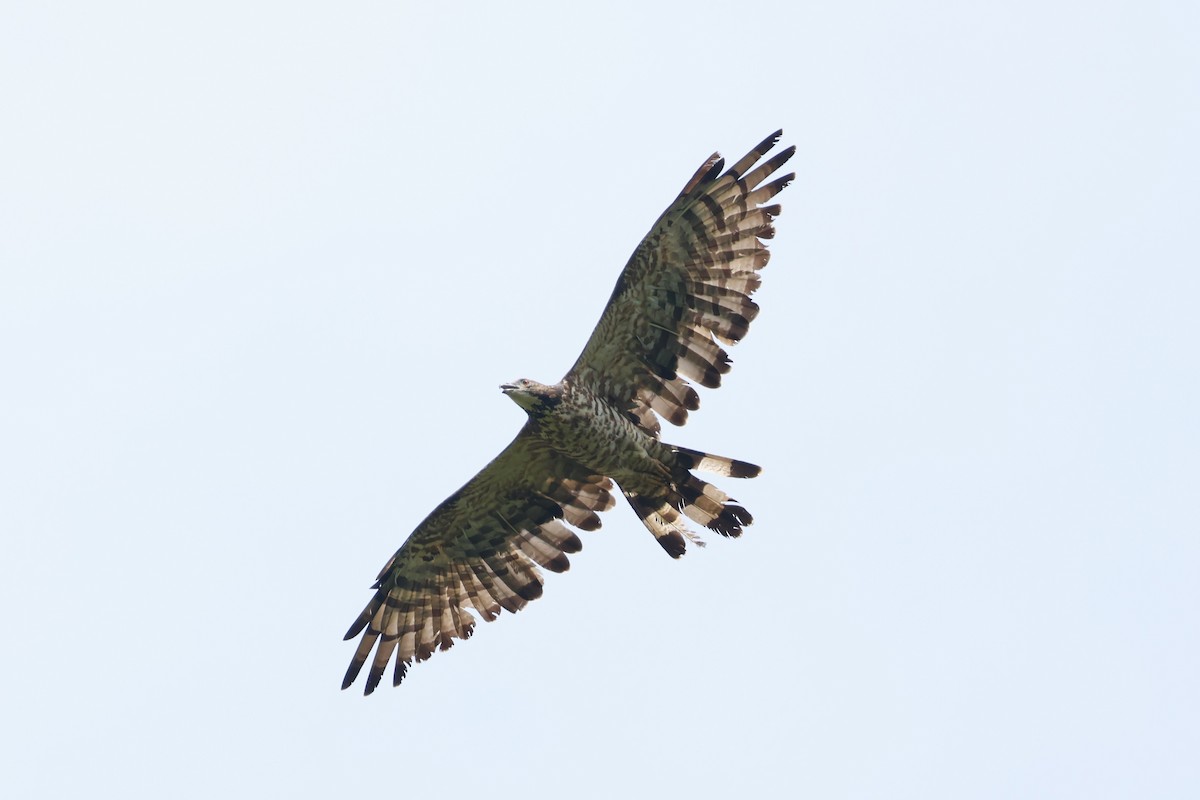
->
506;379;668;490
342;131;795;693
503;378;759;553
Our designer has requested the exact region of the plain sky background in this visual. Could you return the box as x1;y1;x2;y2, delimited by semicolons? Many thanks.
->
2;1;1197;797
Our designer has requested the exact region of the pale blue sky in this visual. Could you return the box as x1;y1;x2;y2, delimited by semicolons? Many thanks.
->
2;2;1197;797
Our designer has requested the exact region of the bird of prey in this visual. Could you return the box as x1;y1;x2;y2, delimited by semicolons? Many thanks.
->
342;130;795;694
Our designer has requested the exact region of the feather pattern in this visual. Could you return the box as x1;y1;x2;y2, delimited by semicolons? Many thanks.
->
342;424;612;694
567;130;795;433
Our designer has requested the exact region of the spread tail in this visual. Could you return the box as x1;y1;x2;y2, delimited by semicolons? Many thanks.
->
624;447;758;558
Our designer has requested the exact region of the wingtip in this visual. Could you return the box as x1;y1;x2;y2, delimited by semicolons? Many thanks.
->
760;129;785;151
343;618;366;640
681;153;725;196
342;643;372;691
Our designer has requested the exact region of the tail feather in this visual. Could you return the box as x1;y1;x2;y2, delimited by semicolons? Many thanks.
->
624;492;693;558
624;447;759;557
677;476;754;535
671;445;761;479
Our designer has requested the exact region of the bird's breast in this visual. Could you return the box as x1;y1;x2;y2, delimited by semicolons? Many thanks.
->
538;390;658;481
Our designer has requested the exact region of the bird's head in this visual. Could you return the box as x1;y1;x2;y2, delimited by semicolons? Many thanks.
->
500;378;561;416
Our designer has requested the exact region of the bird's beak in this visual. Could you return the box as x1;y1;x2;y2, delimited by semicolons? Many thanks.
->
499;383;516;393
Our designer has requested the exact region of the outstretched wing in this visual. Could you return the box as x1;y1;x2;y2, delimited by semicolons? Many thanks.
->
342;422;615;694
565;130;795;436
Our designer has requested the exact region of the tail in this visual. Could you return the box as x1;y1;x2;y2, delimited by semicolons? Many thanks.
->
624;447;760;559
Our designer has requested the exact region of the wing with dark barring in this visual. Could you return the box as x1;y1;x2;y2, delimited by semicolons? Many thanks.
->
566;131;795;436
341;423;615;694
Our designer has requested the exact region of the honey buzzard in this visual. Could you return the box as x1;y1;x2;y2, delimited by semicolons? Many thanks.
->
343;131;795;693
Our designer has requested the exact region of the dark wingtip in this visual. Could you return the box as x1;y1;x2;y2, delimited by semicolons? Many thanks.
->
704;156;725;183
573;510;602;531
681;153;725;196
392;658;409;688
518;580;544;602
750;130;784;158
342;660;363;691
344;604;375;640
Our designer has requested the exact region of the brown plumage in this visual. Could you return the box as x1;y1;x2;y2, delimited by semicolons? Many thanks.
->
342;131;795;693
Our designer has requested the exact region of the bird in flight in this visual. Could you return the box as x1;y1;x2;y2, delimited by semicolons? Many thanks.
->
343;130;795;693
